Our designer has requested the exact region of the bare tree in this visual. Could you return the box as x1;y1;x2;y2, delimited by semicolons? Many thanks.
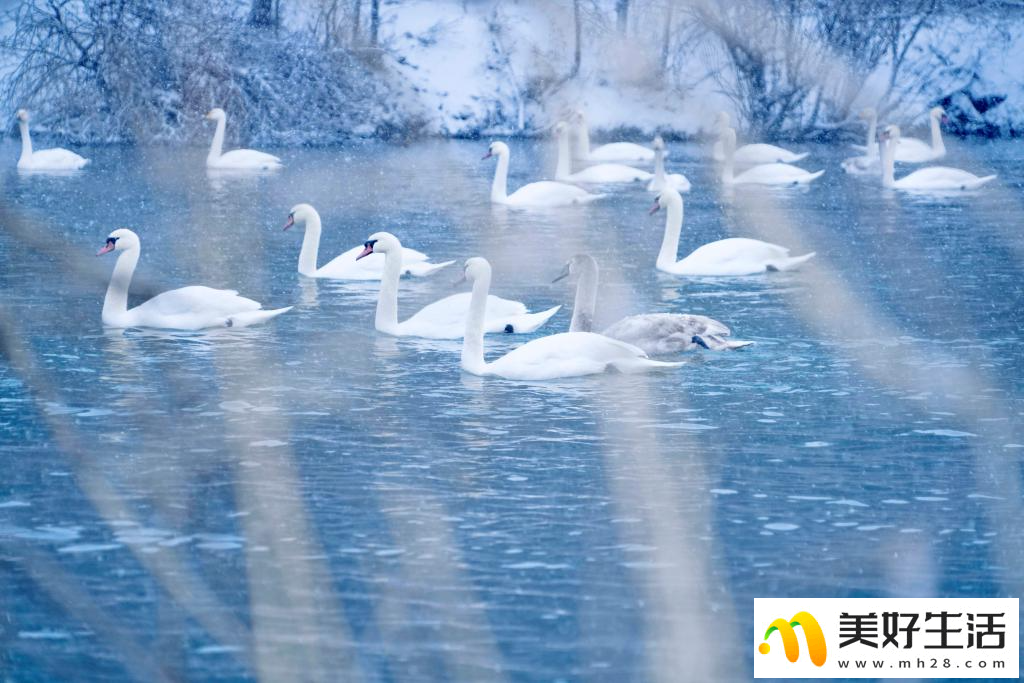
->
369;0;380;47
615;0;629;35
571;0;582;78
248;0;278;29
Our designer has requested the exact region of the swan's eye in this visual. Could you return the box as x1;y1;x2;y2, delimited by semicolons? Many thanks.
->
364;239;377;249
106;237;118;246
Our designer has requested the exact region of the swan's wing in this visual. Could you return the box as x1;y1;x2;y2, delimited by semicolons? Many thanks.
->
401;293;529;337
604;313;732;355
841;155;878;174
317;245;433;279
26;148;89;169
508;181;598;206
734;143;803;165
569;164;651;183
668;173;692;192
214;149;282;168
588;143;656;163
133;288;264;325
733;163;820;185
896;167;995;191
487;332;654;380
675;237;792;275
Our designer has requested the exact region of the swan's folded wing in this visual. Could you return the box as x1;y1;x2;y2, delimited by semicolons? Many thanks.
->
137;286;261;317
604;313;731;354
508;181;597;206
27;148;89;169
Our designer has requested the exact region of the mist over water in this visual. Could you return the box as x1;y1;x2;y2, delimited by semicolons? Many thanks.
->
1;138;1022;680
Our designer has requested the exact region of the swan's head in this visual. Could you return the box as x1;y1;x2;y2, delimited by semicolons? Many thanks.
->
462;257;491;284
572;110;587;125
284;203;318;231
553;254;598;283
652;135;666;150
930;106;948;124
879;124;901;143
97;228;139;256
205;108;226;121
715;111;730;127
15;109;28;122
859;107;876;120
482;141;509;160
356;231;400;260
650;188;683;215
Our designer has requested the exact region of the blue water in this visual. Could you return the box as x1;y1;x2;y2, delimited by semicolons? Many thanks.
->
1;137;1022;681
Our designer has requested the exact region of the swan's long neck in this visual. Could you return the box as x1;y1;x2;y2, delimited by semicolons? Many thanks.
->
103;248;139;323
865;113;877;157
721;129;736;183
491;152;509;203
930;114;945;155
18;121;32;163
879;135;896;188
555;128;572;180
569;260;599;333
461;270;491;374
653;146;667;186
375;248;403;334
656;198;684;270
297;214;321;276
208;116;226;161
574;119;591;158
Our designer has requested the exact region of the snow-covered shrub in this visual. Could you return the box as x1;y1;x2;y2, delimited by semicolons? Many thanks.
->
0;0;417;144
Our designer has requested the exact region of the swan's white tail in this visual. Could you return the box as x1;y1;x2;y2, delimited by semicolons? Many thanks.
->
405;260;455;277
787;152;810;163
501;305;561;334
613;358;685;374
574;193;607;204
766;252;815;272
970;175;997;189
226;306;292;328
800;170;825;184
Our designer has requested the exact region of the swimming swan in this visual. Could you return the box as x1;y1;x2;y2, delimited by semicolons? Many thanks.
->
15;110;89;171
206;108;282;170
360;232;559;339
878;125;995;192
858;107;946;163
97;229;291;329
720;127;823;186
459;257;681;380
555;254;752;354
652;188;815;276
485;141;604;207
571;110;658;164
284;204;453;279
841;108;881;175
647;135;691;193
554;122;651;184
712;112;808;166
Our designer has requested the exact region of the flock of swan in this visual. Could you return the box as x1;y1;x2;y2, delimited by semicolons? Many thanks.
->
12;105;998;380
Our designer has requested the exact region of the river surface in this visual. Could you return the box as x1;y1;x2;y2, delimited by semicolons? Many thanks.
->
1;136;1022;681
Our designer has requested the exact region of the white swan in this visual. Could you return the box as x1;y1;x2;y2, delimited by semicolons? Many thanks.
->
96;229;290;329
720;127;824;186
711;112;808;165
841;108;880;175
485;141;604;207
15;110;89;171
647;136;691;193
555;254;751;354
652;188;815;276
459;258;681;380
877;107;946;163
554;122;651;184
284;204;453;280
360;232;559;339
205;108;282;170
571;111;657;164
878;125;995;192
